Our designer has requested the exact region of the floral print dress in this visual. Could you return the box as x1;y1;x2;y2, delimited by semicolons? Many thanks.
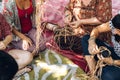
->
70;0;112;43
1;0;46;53
2;0;36;33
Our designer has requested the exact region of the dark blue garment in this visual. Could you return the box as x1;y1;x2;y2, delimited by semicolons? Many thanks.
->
81;35;120;80
102;65;120;80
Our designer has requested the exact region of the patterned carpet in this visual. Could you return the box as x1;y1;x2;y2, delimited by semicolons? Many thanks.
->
16;49;86;80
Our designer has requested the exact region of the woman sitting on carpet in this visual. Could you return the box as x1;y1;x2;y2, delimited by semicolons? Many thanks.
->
81;14;120;80
1;0;46;78
66;0;112;53
2;0;47;73
2;0;46;56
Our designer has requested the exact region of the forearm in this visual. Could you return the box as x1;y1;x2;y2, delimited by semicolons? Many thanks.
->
80;17;102;25
88;27;99;43
113;60;120;66
3;35;13;46
89;22;110;42
12;28;25;40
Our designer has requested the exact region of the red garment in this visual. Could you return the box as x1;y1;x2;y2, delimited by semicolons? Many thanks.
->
0;13;12;52
46;36;89;73
0;13;11;40
17;1;33;34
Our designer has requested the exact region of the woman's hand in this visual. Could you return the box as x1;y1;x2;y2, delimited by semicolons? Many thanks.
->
102;57;114;65
0;41;6;50
69;21;81;28
22;36;33;50
112;28;120;36
88;39;99;55
12;28;33;50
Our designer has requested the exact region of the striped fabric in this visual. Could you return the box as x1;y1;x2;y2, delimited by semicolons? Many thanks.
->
17;49;85;80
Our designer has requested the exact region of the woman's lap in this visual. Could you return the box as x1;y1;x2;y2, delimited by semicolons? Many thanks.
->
101;65;120;80
11;28;46;52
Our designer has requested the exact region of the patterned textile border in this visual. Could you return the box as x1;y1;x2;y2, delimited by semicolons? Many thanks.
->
16;49;86;80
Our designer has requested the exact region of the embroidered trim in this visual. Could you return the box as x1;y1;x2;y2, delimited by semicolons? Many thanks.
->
110;20;120;57
109;20;115;33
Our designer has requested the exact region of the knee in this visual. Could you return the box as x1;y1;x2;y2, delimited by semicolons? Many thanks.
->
24;51;33;63
18;51;33;69
9;49;33;68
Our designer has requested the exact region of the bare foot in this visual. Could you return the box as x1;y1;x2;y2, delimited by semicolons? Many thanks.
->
13;66;33;80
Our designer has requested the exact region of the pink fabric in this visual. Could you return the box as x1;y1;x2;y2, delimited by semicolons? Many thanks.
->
44;29;89;72
112;0;120;17
41;0;69;27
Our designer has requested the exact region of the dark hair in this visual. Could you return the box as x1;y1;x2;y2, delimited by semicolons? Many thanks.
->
112;14;120;29
0;50;18;80
112;14;120;42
